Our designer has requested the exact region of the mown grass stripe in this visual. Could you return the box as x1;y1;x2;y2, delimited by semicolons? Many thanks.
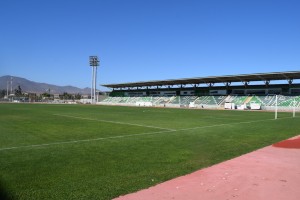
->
0;116;295;151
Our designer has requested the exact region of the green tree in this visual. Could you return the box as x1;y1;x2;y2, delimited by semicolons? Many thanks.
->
75;93;82;100
41;92;50;98
61;92;73;100
0;89;6;98
14;85;23;97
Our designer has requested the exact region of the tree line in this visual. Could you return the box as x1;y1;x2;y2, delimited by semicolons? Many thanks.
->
0;85;83;100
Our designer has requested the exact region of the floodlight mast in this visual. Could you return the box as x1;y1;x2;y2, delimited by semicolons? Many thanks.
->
6;80;9;97
11;77;13;94
89;56;99;104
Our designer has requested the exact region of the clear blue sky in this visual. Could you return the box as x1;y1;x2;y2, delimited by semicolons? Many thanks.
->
1;0;300;90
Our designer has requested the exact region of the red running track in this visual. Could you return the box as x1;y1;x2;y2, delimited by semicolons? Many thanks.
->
114;135;300;200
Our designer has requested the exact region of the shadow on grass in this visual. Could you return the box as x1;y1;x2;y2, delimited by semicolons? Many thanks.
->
0;180;15;200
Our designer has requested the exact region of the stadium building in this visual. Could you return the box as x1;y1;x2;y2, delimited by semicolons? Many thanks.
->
100;71;300;110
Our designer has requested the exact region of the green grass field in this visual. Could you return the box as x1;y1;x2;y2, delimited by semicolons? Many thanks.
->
0;103;299;199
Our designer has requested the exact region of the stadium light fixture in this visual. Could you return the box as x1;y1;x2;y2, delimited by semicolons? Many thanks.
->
89;56;99;67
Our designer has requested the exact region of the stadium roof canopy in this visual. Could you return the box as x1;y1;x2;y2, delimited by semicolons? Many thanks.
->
102;71;300;89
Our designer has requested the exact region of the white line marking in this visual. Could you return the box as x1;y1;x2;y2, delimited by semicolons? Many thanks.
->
0;130;173;151
0;116;297;151
178;117;282;131
201;117;241;121
53;114;175;131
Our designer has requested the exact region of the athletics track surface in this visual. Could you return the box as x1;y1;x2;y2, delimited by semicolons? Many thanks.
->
115;136;300;200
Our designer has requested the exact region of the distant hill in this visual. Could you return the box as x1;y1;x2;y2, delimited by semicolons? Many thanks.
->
0;75;91;94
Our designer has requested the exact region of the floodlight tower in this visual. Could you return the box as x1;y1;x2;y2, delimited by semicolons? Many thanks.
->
89;56;100;104
10;77;13;94
6;80;9;97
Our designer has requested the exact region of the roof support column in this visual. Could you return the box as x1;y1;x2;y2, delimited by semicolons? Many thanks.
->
264;80;270;87
224;82;231;87
243;81;249;88
206;83;214;87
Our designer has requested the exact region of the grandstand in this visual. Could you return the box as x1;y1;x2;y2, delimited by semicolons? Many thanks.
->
100;71;300;110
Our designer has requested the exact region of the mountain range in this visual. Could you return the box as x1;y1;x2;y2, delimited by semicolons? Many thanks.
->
0;75;91;94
